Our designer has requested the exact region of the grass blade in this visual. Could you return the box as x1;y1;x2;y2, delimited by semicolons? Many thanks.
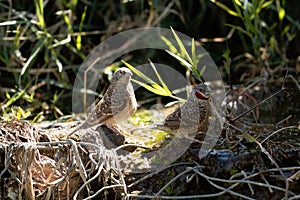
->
123;60;173;97
191;38;198;66
165;50;193;71
2;89;26;110
19;37;46;84
122;60;156;84
34;0;45;29
170;27;192;64
148;59;172;96
161;35;178;55
76;6;87;50
210;0;239;17
131;79;171;96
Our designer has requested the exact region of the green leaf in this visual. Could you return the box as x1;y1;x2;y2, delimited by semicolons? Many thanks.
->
5;91;10;99
279;8;285;21
12;106;31;120
232;0;243;18
281;25;290;36
161;36;178;55
71;0;78;10
225;24;251;37
243;10;257;35
13;28;21;49
211;0;239;17
20;107;31;119
122;60;156;85
23;92;34;103
20;37;46;77
76;34;82;50
34;0;45;29
76;6;87;50
148;59;172;96
2;90;26;110
233;0;242;7
123;61;185;99
261;0;274;9
198;65;207;78
63;12;73;34
269;36;277;51
222;48;231;75
165;50;193;71
124;60;172;97
243;133;256;142
191;38;198;66
131;79;171;96
170;27;193;64
32;112;43;123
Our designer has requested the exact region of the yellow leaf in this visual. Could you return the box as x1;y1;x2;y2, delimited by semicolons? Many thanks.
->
233;0;242;7
279;8;285;21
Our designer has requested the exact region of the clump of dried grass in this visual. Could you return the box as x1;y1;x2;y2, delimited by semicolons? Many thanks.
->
0;119;81;199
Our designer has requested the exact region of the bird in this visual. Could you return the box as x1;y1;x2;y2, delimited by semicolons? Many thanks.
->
68;67;137;137
132;84;211;136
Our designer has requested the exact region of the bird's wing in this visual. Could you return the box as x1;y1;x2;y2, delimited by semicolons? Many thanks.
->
85;96;128;126
163;101;203;130
163;108;181;130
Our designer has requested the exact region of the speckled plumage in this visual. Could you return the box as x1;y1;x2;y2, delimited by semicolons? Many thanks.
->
135;84;211;134
68;67;137;137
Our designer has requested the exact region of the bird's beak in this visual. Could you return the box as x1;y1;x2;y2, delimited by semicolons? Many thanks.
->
205;86;212;98
202;92;211;99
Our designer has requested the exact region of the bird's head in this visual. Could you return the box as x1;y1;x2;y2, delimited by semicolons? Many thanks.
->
112;67;133;81
193;84;211;100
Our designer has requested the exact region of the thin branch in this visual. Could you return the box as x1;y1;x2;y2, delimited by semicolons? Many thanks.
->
230;71;289;122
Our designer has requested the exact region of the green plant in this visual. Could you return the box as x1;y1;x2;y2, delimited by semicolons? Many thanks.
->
0;0;86;120
165;185;176;195
123;59;183;101
122;27;207;102
162;27;207;82
211;0;298;70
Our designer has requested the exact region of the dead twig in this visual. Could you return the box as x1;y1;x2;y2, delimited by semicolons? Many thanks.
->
227;123;290;199
230;71;289;122
261;125;298;144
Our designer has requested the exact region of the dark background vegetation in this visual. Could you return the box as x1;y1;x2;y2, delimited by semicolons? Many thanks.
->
0;0;299;121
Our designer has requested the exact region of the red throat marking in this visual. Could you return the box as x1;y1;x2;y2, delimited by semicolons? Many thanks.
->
195;91;208;100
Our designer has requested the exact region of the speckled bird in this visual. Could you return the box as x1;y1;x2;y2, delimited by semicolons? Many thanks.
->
133;84;211;135
68;67;137;137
